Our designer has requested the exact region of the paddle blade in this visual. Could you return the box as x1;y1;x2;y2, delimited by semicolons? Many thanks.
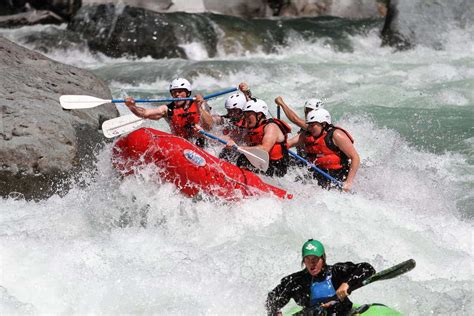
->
60;95;111;109
363;259;416;286
237;147;269;172
102;114;144;138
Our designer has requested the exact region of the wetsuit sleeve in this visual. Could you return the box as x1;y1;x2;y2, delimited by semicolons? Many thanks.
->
331;262;376;291
266;273;304;316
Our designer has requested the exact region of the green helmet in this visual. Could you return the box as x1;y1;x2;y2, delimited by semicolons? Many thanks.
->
302;239;325;258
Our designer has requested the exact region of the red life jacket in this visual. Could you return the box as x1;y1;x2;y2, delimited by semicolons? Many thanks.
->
167;101;201;139
245;118;291;161
303;126;354;170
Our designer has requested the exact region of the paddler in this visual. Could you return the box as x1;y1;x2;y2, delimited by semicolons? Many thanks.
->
124;78;213;147
266;239;375;316
287;108;360;191
275;96;324;131
226;98;292;177
213;82;251;163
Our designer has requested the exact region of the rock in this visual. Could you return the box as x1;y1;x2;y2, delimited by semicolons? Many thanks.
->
0;36;118;199
0;0;82;20
0;10;64;28
81;0;381;18
329;0;379;19
202;0;268;17
381;0;412;50
381;0;473;50
82;0;174;13
67;4;218;59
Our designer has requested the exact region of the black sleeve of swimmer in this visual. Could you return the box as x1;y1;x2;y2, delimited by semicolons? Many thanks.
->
331;262;376;292
265;276;293;316
266;273;304;316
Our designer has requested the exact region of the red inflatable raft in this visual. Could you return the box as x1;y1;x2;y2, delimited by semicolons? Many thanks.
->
112;128;292;200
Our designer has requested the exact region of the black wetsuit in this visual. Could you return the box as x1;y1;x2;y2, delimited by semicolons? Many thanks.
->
266;262;375;316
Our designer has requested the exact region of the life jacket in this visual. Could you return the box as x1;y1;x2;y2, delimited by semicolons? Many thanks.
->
167;101;201;140
309;272;336;307
303;126;354;170
244;118;291;161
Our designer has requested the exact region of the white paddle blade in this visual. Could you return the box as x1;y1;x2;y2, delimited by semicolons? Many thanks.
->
60;95;112;109
102;114;144;138
237;147;269;172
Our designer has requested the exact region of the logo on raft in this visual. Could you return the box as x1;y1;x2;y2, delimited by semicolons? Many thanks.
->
183;149;206;167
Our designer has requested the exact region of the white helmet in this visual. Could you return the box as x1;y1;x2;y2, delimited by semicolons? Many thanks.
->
304;98;324;110
224;93;247;110
169;78;192;93
243;98;268;117
306;108;331;124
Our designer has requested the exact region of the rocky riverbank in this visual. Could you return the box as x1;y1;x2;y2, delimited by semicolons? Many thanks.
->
0;36;117;199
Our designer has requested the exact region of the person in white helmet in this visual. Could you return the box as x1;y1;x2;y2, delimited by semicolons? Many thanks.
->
287;108;360;191
227;98;292;177
212;82;252;131
274;96;324;130
124;78;213;147
213;83;252;163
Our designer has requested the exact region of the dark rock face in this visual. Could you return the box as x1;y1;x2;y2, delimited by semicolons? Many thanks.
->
67;5;218;59
0;10;64;28
203;0;268;17
381;0;412;50
381;0;473;50
19;4;380;59
0;0;81;20
0;36;118;199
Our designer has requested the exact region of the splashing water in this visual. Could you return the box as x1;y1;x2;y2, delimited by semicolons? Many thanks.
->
1;14;473;315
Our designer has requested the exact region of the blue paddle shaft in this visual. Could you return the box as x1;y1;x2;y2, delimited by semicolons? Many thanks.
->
198;130;228;145
111;97;193;103
111;87;238;104
203;87;238;100
288;150;343;188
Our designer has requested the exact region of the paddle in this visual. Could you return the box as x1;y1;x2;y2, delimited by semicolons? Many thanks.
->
102;114;143;138
101;87;238;138
60;95;194;110
287;259;416;316
198;130;269;172
60;87;238;110
360;258;416;287
288;150;343;189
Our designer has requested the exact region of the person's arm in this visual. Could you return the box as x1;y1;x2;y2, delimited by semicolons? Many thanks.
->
274;96;307;130
195;94;214;131
266;275;298;316
287;133;303;149
124;97;168;120
332;130;360;192
331;262;376;300
239;82;252;100
242;123;280;153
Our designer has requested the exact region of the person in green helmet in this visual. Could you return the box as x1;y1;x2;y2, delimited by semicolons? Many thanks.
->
265;239;375;316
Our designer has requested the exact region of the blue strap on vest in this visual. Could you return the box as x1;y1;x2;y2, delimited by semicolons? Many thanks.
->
310;273;337;306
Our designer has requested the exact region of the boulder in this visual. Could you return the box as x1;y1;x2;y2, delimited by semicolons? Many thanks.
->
0;0;82;20
0;36;118;199
67;5;218;59
381;0;473;50
0;10;64;28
